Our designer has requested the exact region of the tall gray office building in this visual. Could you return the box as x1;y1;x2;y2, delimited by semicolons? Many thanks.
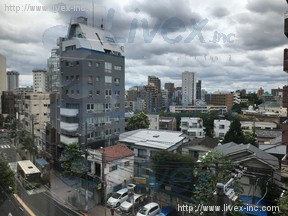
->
7;71;19;91
47;17;125;159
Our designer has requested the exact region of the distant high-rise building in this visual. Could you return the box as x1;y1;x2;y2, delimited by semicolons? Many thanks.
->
47;48;60;92
257;87;264;97
271;88;283;98
196;80;201;100
7;71;19;91
33;69;48;93
0;54;7;114
148;76;161;92
164;82;175;106
205;93;234;110
182;71;196;105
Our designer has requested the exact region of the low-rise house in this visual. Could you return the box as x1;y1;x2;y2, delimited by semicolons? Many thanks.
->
119;129;185;176
215;142;281;198
255;129;282;145
159;116;177;131
213;119;230;138
240;121;277;133
87;144;134;201
180;117;205;139
181;137;219;160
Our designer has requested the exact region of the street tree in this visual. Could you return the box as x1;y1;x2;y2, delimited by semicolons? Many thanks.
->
0;156;15;205
59;142;88;177
277;192;288;216
193;151;240;206
0;114;4;128
21;132;38;161
151;150;196;197
223;118;246;144
126;111;150;131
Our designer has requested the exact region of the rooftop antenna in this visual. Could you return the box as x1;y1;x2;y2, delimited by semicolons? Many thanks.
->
92;0;95;27
101;17;104;30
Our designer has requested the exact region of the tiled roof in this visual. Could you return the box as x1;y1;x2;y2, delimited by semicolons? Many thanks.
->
97;144;134;162
255;130;282;138
214;142;279;169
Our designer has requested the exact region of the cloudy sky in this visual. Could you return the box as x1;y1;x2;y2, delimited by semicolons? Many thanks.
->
0;0;287;93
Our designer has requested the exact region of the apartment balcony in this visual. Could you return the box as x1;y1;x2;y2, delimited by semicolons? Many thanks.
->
60;134;79;145
60;108;79;117
60;121;79;132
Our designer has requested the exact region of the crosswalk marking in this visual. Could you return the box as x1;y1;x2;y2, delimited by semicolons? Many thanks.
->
0;145;10;149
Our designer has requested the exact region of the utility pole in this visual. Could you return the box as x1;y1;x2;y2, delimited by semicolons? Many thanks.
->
31;115;35;163
84;121;89;212
101;147;107;216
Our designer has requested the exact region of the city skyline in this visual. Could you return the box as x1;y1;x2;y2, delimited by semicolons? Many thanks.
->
0;0;287;92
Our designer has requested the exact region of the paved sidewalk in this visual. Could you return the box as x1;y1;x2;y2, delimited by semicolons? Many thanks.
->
49;169;118;216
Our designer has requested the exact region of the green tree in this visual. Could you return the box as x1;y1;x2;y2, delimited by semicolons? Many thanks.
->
59;143;88;177
193;151;240;206
0;156;15;204
277;192;288;216
231;104;242;113
21;132;38;161
223;118;246;144
151;150;196;197
126;111;150;131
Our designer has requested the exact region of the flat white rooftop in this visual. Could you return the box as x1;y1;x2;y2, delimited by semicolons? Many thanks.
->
119;129;185;149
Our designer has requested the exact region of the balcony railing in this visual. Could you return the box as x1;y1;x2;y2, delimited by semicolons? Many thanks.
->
60;134;79;145
60;121;79;132
60;108;79;117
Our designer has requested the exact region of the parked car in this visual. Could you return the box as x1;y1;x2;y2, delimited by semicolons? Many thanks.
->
136;202;160;216
156;206;179;216
119;193;146;213
127;183;136;191
107;188;129;208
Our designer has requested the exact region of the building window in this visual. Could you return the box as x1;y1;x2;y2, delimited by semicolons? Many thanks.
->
109;165;117;172
88;61;92;67
71;90;74;94
114;66;122;71
76;90;80;95
105;62;112;73
114;78;120;84
105;76;112;83
96;76;100;81
88;90;93;97
124;161;130;167
88;75;93;84
219;125;225;129
76;75;80;80
138;149;146;158
105;89;112;96
96;90;100;95
71;75;74;81
105;103;111;110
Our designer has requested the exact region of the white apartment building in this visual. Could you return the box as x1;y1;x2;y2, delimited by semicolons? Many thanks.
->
33;69;48;93
180;117;205;138
182;71;196;106
214;119;231;138
23;92;50;147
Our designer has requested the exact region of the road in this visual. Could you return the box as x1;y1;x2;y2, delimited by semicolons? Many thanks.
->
0;136;83;216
